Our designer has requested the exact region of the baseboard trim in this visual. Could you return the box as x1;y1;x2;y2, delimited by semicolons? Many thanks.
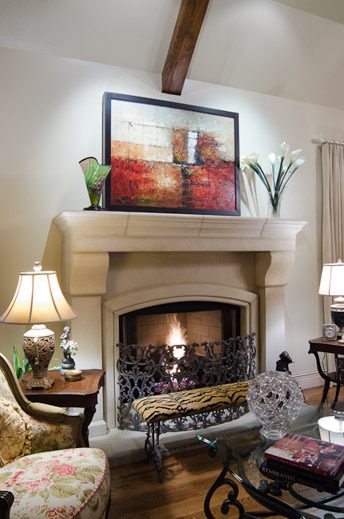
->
293;370;323;389
89;419;107;438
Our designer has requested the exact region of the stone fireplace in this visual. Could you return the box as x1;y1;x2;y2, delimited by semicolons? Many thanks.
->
50;211;306;439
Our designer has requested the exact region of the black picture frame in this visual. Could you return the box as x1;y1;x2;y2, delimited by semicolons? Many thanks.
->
102;92;240;216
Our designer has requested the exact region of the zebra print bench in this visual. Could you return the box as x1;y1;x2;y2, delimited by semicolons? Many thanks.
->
132;380;249;481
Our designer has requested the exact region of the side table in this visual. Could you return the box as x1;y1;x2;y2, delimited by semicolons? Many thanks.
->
308;337;344;404
21;369;105;446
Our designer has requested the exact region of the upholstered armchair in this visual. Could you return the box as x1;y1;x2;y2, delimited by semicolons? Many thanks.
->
0;353;110;518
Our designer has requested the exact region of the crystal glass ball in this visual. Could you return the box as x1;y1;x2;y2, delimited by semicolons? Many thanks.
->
247;371;304;439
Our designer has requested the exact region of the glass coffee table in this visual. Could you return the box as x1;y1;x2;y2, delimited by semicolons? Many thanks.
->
198;404;344;518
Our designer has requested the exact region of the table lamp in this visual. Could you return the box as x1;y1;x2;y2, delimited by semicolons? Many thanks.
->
318;403;344;446
319;259;344;339
0;261;77;389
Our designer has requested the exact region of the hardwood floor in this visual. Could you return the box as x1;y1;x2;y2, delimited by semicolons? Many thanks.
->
108;386;343;519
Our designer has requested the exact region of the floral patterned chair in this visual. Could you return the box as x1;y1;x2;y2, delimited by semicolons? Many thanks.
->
0;353;110;518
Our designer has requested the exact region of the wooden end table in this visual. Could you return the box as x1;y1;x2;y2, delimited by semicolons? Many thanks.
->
308;337;344;404
21;369;105;446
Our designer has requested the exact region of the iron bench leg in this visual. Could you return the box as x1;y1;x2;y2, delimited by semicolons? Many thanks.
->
144;421;166;483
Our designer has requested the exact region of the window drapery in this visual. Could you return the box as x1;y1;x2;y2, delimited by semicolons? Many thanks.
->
321;142;344;322
322;142;344;264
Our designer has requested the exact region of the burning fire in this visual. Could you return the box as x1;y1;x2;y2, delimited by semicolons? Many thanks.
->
166;314;187;348
166;314;187;374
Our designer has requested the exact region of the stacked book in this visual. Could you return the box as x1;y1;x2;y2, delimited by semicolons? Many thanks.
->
259;432;344;493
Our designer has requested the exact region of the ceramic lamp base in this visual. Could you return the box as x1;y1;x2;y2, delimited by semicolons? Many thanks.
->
23;325;55;389
331;303;344;337
25;373;54;389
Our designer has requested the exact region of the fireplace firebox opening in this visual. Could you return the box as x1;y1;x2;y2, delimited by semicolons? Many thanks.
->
119;300;241;346
117;301;256;431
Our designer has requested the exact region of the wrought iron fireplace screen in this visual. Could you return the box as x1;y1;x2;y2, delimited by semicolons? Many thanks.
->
117;333;256;431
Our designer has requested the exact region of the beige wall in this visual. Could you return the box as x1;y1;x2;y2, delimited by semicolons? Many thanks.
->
0;45;344;379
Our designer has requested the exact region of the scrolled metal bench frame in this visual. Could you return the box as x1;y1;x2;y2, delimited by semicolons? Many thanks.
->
133;380;251;482
118;333;256;432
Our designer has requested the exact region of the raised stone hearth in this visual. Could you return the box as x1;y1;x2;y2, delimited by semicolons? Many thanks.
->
51;211;306;437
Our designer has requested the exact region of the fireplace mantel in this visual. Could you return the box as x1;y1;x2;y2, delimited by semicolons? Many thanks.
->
54;211;305;254
51;211;306;437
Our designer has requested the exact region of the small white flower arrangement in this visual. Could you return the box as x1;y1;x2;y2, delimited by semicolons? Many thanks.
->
241;142;306;216
61;339;78;357
60;326;78;357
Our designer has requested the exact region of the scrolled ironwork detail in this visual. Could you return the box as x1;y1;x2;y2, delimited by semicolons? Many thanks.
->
117;333;256;431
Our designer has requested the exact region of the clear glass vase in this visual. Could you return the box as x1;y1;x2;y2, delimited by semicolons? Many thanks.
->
267;193;281;218
268;202;281;218
247;371;304;440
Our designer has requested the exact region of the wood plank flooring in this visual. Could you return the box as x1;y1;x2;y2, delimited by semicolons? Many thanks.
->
108;386;343;519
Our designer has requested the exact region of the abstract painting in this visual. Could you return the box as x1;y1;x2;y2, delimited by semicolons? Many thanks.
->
103;93;240;215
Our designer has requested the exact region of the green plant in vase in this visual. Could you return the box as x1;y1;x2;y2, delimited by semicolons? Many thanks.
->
79;156;111;211
12;346;31;380
241;142;306;217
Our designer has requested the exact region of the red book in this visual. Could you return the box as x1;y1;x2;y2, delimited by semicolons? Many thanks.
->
264;432;344;478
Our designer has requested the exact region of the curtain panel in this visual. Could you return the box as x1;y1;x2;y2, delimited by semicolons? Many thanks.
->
321;142;344;322
322;142;344;263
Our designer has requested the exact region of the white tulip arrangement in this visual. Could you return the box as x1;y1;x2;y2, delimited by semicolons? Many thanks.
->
241;142;306;216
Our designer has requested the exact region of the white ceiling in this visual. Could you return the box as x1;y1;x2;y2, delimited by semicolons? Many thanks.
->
1;0;344;110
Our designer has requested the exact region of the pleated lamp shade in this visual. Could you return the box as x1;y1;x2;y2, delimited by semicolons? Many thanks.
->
0;262;76;324
319;259;344;339
319;260;344;297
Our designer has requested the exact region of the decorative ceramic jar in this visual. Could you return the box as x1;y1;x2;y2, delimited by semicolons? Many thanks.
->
23;325;55;389
61;353;76;371
247;371;304;439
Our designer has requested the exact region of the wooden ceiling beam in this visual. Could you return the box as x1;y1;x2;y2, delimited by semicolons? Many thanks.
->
162;0;209;95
